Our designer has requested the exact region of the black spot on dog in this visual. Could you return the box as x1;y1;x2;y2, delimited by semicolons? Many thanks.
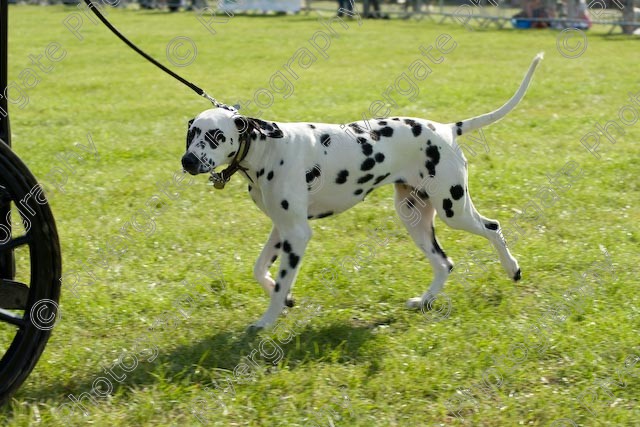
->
425;162;436;177
370;130;381;141
251;132;258;141
404;119;417;126
485;222;499;231
431;225;448;259
373;173;390;185
456;121;463;136
248;185;252;192
316;211;333;219
354;189;363;195
357;174;374;184
307;214;315;219
227;151;237;158
349;123;364;134
204;129;226;148
280;159;284;165
374;152;385;163
443;198;454;218
365;188;374;196
186;126;201;149
419;172;424;179
289;253;300;269
416;189;429;200
306;165;321;183
280;269;287;278
395;179;407;184
412;124;422;137
357;137;368;145
378;120;387;126
336;170;349;184
267;171;274;181
271;255;278;263
320;134;331;147
281;200;289;210
308;124;316;129
427;123;436;131
275;242;282;249
361;158;376;171
427;139;432;145
407;198;416;209
425;145;440;176
392;117;400;121
380;126;394;137
283;241;291;253
257;168;265;178
361;142;373;156
274;283;280;292
450;185;464;200
426;145;440;163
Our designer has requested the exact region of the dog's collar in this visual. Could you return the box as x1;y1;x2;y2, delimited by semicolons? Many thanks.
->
209;132;252;189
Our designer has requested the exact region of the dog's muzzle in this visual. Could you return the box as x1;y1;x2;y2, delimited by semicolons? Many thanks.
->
182;152;202;175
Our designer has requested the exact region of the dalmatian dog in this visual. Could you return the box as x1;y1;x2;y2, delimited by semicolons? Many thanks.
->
182;53;543;329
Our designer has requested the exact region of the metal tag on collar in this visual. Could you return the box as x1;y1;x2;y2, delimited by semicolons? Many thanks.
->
209;172;227;190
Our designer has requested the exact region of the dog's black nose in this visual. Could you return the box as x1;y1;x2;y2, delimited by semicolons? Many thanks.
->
182;152;200;174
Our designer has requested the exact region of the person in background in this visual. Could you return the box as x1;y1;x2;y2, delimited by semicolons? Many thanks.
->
337;0;353;16
574;0;593;29
512;0;550;28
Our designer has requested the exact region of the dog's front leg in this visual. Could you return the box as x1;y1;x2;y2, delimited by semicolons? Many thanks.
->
253;226;281;295
250;220;311;330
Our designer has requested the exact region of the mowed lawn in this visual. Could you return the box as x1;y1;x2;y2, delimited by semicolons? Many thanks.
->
2;4;639;426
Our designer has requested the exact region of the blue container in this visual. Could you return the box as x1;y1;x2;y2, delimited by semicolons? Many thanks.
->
512;19;532;29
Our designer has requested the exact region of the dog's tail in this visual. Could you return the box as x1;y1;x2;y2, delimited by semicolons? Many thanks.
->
450;52;543;136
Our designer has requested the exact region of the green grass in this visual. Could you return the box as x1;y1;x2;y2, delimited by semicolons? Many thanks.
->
2;4;639;426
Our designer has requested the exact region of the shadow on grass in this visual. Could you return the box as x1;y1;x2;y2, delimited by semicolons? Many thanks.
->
7;318;386;412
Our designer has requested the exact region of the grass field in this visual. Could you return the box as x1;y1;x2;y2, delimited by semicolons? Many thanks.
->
1;4;639;426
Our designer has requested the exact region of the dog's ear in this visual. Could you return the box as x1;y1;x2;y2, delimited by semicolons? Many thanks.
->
234;115;284;141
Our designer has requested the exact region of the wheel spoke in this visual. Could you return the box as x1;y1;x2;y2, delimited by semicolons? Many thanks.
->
0;279;29;309
0;234;29;252
0;308;24;328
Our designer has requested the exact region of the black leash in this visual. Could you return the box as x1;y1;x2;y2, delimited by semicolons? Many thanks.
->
83;0;256;189
82;0;222;107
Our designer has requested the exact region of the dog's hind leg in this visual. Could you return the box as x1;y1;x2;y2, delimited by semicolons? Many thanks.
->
434;184;521;282
394;184;454;310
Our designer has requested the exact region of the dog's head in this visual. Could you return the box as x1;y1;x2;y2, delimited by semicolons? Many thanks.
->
181;107;284;175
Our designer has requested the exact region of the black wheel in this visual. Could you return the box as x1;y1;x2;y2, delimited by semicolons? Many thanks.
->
0;139;61;406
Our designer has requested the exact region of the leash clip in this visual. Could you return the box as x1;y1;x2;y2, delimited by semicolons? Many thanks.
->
209;172;227;190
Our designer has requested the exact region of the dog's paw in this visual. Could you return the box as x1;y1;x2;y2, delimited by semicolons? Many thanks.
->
405;297;423;310
246;322;265;333
285;294;295;308
513;268;522;282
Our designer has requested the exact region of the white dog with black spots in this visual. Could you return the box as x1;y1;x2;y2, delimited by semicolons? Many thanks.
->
182;53;543;329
